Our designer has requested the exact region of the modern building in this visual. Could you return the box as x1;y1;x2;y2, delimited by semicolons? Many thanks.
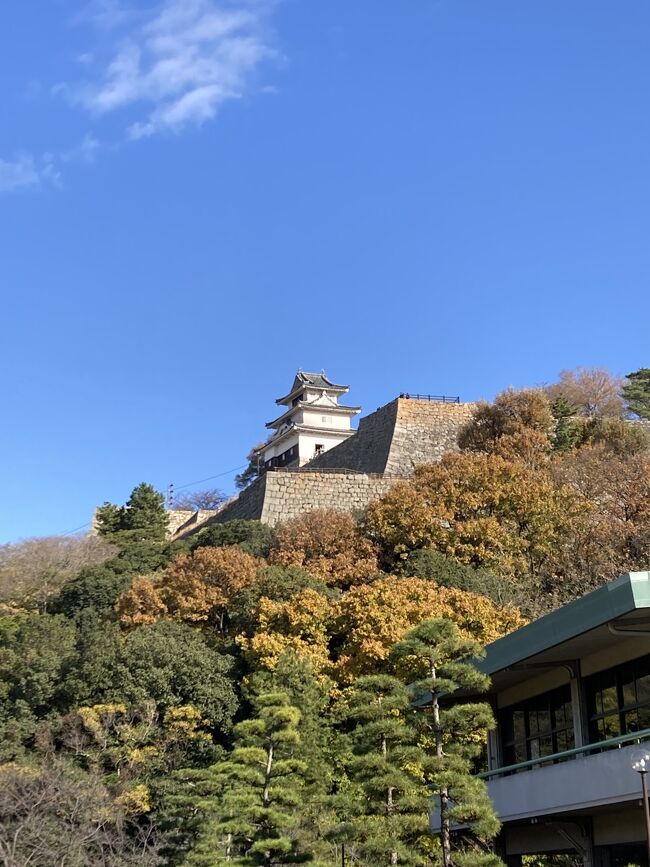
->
258;371;361;470
451;572;650;867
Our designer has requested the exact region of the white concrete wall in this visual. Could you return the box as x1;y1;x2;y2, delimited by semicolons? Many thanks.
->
301;409;351;430
297;430;352;464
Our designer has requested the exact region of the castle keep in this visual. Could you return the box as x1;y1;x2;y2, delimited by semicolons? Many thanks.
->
169;372;475;537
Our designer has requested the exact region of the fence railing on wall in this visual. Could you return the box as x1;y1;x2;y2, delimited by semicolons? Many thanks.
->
399;393;460;403
267;466;408;479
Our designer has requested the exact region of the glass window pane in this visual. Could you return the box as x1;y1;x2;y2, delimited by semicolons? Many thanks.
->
513;710;526;742
637;674;650;706
624;709;640;733
637;705;650;731
599;714;621;740
620;662;636;707
536;709;551;734
538;735;553;757
601;685;618;712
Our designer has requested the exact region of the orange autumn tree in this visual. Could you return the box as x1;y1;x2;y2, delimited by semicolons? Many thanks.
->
117;546;261;630
269;509;378;587
458;387;554;466
116;576;167;626
334;576;524;680
366;452;587;582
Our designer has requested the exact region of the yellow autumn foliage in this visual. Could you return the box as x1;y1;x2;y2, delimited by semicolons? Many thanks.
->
334;576;524;680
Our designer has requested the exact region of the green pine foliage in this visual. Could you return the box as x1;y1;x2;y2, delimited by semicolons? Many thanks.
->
550;395;581;452
96;482;169;542
390;619;501;867
183;691;315;866
623;368;650;419
337;674;432;866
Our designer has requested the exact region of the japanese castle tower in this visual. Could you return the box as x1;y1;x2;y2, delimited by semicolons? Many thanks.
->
259;371;361;469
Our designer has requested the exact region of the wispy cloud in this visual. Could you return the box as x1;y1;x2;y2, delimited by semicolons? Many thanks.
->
0;155;61;193
65;0;278;140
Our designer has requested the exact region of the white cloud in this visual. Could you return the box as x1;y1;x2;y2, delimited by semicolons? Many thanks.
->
0;155;61;193
67;0;278;139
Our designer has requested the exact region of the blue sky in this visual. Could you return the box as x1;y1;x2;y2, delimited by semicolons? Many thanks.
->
2;0;650;542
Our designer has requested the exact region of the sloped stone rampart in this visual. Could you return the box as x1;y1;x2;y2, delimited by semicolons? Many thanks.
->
167;509;221;539
384;398;476;474
207;474;268;524
308;397;475;475
308;400;399;473
168;397;477;537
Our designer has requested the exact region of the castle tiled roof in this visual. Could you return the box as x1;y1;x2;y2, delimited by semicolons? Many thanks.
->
277;371;349;405
294;371;347;390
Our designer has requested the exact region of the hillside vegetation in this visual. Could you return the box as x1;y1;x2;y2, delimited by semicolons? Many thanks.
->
1;367;649;866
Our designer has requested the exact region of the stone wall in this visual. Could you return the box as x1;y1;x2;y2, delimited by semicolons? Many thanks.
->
193;469;399;528
171;397;477;535
259;470;399;525
308;396;475;475
384;398;476;474
167;508;221;539
308;400;399;473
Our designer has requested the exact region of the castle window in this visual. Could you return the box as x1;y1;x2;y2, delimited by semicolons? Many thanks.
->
315;444;324;455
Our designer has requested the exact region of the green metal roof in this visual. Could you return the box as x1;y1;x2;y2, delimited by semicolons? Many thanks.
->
477;571;650;677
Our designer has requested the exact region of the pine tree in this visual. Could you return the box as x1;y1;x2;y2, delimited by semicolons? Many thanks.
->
390;619;501;867
96;483;168;543
338;674;431;866
623;368;650;419
182;691;315;866
550;395;580;452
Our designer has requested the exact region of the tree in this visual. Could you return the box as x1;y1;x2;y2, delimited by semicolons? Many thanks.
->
235;444;266;490
52;564;133;620
96;483;169;543
365;453;586;583
191;520;276;559
545;367;624;418
550;446;650;603
0;759;160;866
458;388;553;464
113;621;238;730
269;509;379;588
58;701;217;792
0;614;78;760
237;586;337;678
550;395;581;453
244;651;334;796
116;546;261;630
0;534;116;614
623;368;650;419
171;489;227;511
390;619;501;867
398;549;520;608
579;416;650;456
182;691;313;865
334;576;524;682
337;674;432;866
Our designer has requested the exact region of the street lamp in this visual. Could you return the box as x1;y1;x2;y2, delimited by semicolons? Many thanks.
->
632;752;650;866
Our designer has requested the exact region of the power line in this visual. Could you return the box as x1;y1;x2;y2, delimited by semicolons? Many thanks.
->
173;464;247;492
60;521;92;536
55;463;248;538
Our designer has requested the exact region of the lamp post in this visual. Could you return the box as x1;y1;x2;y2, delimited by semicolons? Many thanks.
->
632;753;650;866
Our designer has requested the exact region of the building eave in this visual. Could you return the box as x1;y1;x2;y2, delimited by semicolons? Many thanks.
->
276;384;349;406
477;571;650;680
262;425;355;451
265;403;361;430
